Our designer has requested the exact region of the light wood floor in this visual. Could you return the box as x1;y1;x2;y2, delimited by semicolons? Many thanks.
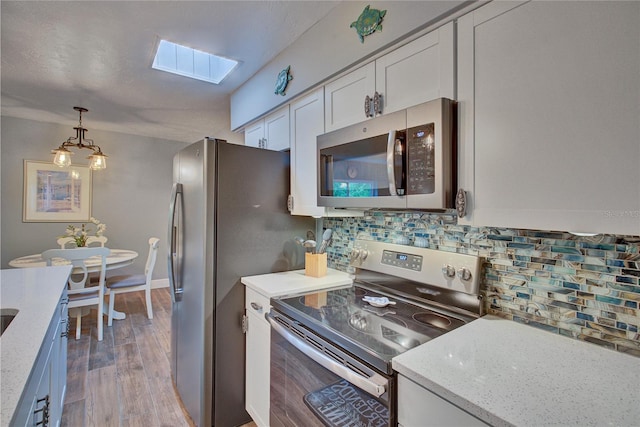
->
61;287;258;427
61;288;193;426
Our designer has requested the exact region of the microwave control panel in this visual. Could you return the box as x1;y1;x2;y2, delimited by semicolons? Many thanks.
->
407;123;435;195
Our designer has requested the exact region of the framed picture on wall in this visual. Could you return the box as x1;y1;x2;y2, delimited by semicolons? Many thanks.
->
23;160;92;222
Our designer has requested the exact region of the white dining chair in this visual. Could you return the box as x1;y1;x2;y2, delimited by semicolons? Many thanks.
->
42;247;110;341
106;237;159;326
57;237;77;249
86;235;108;247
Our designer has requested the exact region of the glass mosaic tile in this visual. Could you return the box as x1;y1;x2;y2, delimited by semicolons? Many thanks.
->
322;210;640;357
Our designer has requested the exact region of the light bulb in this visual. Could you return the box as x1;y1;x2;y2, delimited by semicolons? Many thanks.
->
88;153;107;170
53;148;72;167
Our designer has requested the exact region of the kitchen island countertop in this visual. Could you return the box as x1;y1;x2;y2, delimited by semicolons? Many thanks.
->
1;265;71;427
241;268;353;298
392;315;640;427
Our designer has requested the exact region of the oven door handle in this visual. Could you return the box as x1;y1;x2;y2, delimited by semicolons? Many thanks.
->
267;313;388;397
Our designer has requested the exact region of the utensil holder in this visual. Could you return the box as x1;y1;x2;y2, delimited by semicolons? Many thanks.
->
305;252;327;278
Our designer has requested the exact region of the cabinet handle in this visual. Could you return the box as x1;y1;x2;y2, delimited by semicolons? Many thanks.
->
250;302;263;312
35;395;50;426
287;194;294;212
373;91;383;115
61;315;70;338
455;188;467;218
364;95;373;118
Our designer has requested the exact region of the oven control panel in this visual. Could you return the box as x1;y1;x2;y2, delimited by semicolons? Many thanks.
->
350;239;481;295
381;250;423;271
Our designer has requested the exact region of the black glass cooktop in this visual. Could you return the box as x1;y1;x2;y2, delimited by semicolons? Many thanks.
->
270;284;468;373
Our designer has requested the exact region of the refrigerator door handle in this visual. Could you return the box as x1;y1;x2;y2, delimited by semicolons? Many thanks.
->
168;182;183;302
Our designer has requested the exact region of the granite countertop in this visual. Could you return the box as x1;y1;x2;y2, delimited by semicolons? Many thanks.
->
392;315;640;427
241;268;353;298
0;266;71;427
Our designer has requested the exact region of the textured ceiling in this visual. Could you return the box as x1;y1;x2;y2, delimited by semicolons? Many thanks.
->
0;1;340;143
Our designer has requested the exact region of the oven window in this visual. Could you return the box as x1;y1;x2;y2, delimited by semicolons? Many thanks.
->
270;325;392;427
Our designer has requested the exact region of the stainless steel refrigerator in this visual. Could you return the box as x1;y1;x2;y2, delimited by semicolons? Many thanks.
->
168;138;313;426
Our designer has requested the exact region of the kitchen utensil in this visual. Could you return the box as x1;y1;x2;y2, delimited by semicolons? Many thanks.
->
317;229;333;254
362;296;396;308
303;240;316;253
294;236;305;246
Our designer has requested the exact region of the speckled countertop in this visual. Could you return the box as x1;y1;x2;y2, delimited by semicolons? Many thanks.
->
1;266;71;427
241;268;353;298
392;315;640;426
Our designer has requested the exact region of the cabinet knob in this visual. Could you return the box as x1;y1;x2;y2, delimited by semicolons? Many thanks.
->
250;302;263;312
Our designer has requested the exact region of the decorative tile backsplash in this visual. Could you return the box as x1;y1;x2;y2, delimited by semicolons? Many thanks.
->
323;211;640;357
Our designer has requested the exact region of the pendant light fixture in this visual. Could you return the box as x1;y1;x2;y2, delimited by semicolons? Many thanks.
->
51;107;108;170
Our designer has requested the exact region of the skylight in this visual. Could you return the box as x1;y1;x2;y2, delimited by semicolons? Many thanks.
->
152;39;238;84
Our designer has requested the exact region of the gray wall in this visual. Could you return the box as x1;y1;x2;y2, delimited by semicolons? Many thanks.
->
1;115;190;278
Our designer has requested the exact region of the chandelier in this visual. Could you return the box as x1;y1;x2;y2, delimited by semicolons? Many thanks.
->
51;107;108;170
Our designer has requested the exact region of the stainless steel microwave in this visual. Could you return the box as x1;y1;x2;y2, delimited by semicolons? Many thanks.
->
317;98;455;209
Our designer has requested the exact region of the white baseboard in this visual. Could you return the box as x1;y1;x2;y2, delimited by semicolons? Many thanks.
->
151;278;169;289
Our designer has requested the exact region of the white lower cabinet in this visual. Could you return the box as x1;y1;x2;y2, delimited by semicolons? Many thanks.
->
245;287;271;427
397;375;487;427
14;290;68;427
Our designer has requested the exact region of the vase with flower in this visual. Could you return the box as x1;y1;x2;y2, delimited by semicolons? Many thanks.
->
61;217;107;247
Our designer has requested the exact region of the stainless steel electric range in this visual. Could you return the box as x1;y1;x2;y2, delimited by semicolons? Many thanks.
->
268;239;483;427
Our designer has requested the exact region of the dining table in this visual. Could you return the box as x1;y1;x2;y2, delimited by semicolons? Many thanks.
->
9;249;139;320
9;248;138;272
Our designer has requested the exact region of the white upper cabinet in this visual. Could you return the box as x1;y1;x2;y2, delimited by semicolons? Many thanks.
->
375;21;454;115
244;105;290;151
244;120;265;149
325;22;455;132
290;88;327;217
457;1;640;235
324;62;376;132
289;88;364;217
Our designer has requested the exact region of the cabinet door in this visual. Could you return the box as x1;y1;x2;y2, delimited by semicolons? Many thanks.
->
244;120;265;148
324;62;375;132
457;1;640;235
264;105;290;151
245;288;271;427
398;375;487;427
290;88;326;217
375;21;454;115
50;294;68;427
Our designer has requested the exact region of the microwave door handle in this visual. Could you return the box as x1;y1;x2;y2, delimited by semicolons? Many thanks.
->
267;313;388;397
386;131;406;195
320;154;334;196
386;131;397;196
168;182;183;303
